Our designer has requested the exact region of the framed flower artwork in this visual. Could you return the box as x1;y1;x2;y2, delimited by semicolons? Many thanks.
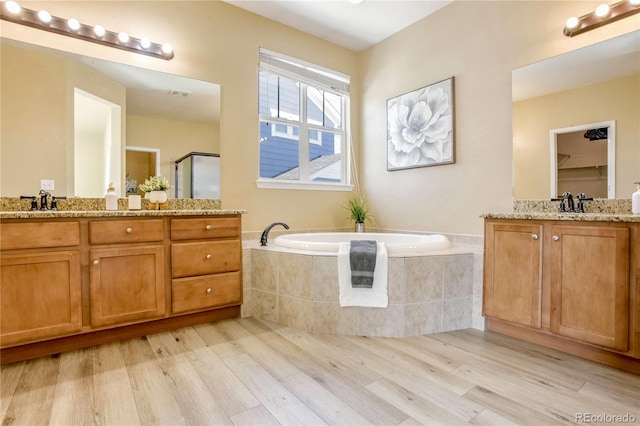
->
387;77;455;170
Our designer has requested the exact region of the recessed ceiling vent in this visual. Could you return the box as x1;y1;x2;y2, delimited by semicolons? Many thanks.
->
168;89;191;97
583;127;608;141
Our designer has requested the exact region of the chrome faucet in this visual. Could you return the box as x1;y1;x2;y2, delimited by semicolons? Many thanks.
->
260;222;289;246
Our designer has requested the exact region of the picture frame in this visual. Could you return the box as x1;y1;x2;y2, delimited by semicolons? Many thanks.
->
387;77;455;171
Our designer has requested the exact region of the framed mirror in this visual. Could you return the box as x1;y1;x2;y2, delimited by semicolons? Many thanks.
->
512;30;639;200
0;37;220;198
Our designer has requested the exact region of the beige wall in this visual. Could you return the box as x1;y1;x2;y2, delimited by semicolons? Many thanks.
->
1;1;638;235
513;73;639;199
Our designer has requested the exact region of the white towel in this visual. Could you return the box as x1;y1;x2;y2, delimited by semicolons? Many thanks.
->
338;241;388;308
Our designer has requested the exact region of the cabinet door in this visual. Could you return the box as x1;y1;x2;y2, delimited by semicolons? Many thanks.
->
549;225;629;351
90;245;165;327
483;222;542;328
1;251;81;346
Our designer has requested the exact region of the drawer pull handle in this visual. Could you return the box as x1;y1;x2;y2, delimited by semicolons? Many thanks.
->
206;254;212;260
126;227;133;234
532;234;538;240
206;288;212;294
552;235;560;241
205;224;212;230
92;259;100;266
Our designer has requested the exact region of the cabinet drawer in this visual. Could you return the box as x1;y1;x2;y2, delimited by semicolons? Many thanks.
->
172;272;241;313
1;221;80;250
89;219;163;245
171;217;240;241
171;240;241;278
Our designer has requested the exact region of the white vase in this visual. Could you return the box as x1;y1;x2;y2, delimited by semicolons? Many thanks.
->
355;222;365;233
149;190;167;204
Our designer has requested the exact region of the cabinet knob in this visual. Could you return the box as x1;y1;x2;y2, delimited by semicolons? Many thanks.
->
92;259;100;265
205;224;212;230
126;227;133;234
553;235;560;241
206;288;212;294
532;234;539;240
206;254;212;260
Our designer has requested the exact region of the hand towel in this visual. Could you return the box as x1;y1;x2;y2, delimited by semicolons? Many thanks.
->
349;240;377;288
338;241;388;308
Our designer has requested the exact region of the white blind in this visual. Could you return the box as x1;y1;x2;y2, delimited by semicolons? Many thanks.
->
259;48;350;95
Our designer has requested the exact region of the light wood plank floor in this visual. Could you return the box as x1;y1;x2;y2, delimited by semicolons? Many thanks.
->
1;318;639;425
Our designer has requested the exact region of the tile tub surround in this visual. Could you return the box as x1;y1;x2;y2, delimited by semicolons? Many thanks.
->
241;235;484;338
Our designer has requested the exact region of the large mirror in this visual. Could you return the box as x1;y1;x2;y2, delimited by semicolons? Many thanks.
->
0;38;220;198
512;30;639;200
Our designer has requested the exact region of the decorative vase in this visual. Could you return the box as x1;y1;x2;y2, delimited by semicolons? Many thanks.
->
149;190;168;204
355;222;365;233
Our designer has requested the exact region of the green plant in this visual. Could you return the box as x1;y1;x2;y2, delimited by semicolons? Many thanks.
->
138;176;170;192
345;196;371;223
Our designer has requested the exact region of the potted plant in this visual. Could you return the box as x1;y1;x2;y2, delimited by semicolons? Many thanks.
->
346;196;371;232
138;176;171;204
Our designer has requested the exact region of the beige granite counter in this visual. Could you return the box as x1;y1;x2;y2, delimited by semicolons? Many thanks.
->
482;212;640;223
0;197;245;219
0;209;246;220
483;198;638;222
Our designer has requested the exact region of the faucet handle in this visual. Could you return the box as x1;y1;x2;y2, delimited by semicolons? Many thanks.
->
551;196;566;212
575;193;594;213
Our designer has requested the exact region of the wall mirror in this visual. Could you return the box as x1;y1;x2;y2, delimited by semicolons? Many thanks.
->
0;37;220;199
512;30;639;200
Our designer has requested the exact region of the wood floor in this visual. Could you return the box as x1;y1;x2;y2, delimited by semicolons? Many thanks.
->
1;318;639;426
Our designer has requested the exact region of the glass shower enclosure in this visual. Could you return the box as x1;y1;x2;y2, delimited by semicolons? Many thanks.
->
174;152;220;199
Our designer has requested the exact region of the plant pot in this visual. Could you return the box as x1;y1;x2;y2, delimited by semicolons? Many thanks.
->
355;222;365;233
148;190;168;204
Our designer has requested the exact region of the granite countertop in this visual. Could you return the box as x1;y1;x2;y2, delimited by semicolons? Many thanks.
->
483;199;638;222
0;209;247;220
481;212;640;223
0;197;245;219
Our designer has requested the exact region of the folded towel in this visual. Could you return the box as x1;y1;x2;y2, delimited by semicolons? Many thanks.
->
338;241;388;308
350;240;377;288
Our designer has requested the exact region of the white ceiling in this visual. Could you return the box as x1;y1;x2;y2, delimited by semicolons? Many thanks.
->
223;0;453;51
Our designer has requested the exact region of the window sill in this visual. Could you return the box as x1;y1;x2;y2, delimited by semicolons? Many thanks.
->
256;179;353;192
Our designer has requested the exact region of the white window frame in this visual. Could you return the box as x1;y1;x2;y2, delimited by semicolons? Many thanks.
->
257;49;352;191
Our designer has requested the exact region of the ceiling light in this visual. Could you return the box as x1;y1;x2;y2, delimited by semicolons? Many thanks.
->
0;2;174;60
67;18;80;31
563;0;640;36
5;1;20;14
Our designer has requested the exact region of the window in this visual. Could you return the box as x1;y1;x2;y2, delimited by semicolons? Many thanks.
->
258;48;351;190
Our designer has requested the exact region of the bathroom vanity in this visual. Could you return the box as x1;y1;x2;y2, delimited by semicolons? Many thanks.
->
0;207;244;364
483;210;640;373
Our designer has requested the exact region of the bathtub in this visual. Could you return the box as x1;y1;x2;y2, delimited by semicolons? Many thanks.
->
273;232;450;256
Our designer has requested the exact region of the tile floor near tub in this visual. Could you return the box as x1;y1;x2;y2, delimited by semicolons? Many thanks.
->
242;247;483;338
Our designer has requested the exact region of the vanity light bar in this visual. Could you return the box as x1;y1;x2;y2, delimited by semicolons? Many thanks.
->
0;1;174;60
563;0;640;37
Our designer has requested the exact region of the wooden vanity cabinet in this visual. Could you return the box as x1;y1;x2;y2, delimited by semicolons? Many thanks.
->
483;222;542;328
0;222;82;346
170;217;242;314
484;218;637;371
88;219;165;327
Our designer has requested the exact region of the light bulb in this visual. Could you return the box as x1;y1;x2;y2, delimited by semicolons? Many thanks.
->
67;18;80;31
595;3;610;17
118;32;130;43
37;10;51;23
161;43;173;55
140;38;151;49
565;16;579;29
5;1;21;14
94;25;105;37
630;0;640;6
